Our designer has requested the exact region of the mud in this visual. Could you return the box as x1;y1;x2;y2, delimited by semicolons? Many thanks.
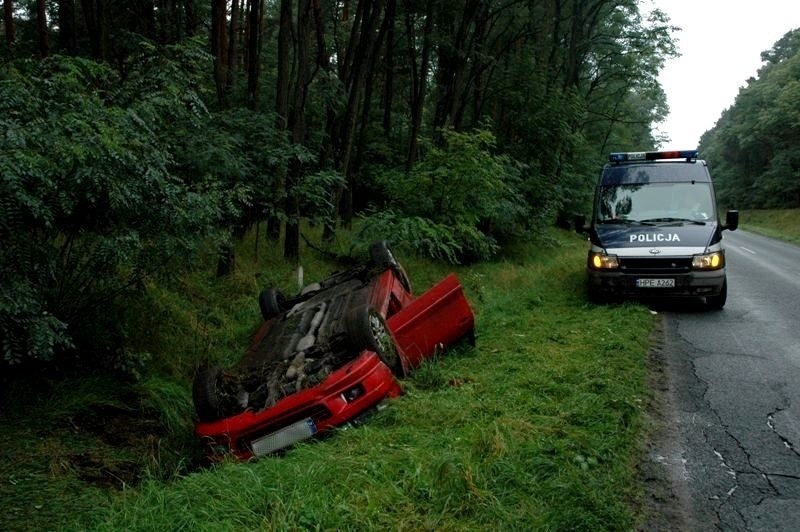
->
638;317;695;530
65;403;169;488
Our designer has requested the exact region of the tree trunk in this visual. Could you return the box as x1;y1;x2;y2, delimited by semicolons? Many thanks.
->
211;0;231;276
57;0;76;54
268;0;292;242
329;0;385;229
210;0;228;108
284;0;313;261
381;0;395;137
225;0;240;99
353;6;389;179
80;0;104;59
406;0;434;168
246;0;264;110
184;0;197;36
339;1;384;227
36;0;49;58
4;0;15;54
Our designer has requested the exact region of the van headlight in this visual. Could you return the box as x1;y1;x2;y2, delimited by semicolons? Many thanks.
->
588;252;619;270
692;251;725;270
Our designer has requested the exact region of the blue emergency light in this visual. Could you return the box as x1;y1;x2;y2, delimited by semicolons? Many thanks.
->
609;150;698;163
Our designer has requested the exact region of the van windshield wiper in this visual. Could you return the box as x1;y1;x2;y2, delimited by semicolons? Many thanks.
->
597;218;657;225
597;218;640;225
639;217;706;225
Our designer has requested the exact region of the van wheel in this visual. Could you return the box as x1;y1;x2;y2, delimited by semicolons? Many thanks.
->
193;366;223;422
587;285;604;305
345;305;405;377
706;279;727;310
258;288;286;321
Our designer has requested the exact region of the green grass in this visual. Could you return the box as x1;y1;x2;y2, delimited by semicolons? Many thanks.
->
1;228;655;531
739;208;800;244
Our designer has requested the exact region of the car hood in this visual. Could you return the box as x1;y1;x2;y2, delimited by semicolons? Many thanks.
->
593;222;718;250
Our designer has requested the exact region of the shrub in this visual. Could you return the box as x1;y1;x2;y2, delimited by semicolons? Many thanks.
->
0;50;226;366
357;128;528;262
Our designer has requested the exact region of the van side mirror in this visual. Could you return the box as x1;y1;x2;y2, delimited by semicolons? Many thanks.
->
573;214;588;234
723;210;739;231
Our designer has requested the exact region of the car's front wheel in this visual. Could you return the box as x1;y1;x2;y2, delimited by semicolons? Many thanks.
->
193;366;224;422
345;305;405;377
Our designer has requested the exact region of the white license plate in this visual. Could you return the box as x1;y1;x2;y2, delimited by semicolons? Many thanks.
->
250;418;317;456
636;278;675;288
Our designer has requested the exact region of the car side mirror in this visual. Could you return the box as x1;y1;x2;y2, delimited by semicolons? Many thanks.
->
573;214;588;234
723;210;739;231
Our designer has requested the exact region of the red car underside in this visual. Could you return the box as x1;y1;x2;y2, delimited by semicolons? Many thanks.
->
195;272;474;459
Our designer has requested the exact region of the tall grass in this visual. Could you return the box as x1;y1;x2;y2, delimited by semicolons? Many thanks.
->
738;208;800;244
63;230;655;531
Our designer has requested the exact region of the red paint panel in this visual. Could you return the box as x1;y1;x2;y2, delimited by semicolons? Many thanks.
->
387;273;475;369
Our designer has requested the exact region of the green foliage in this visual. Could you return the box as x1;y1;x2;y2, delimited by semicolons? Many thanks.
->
701;29;800;209
358;128;527;262
0;48;230;366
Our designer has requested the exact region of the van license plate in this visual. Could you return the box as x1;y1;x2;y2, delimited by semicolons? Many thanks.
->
636;278;675;288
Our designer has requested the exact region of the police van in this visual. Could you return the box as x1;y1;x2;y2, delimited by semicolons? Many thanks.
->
575;150;739;308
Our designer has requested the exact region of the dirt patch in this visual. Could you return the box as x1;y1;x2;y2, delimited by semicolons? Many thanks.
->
60;402;172;488
71;403;166;447
637;315;695;531
68;451;140;489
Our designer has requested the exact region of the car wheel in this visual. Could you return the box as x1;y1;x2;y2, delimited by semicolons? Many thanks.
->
345;305;405;377
706;278;727;310
369;240;398;270
258;288;286;321
369;240;411;292
193;366;223;422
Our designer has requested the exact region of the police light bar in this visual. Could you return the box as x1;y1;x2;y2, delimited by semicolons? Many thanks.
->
609;150;698;163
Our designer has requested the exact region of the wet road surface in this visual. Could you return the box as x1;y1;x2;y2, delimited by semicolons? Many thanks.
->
652;229;800;530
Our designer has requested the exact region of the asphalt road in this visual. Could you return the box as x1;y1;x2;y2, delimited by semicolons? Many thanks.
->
654;229;800;530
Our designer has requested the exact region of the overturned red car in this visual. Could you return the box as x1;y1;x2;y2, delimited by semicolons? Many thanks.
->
193;241;475;459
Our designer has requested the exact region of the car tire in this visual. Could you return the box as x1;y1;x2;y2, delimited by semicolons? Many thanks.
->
706;278;727;310
345;305;405;377
368;240;411;292
368;240;398;269
258;288;286;321
193;365;223;422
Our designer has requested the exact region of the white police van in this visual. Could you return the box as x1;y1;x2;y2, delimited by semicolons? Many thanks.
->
575;150;739;309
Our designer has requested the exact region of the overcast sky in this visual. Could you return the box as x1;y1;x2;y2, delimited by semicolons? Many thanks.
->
647;0;800;150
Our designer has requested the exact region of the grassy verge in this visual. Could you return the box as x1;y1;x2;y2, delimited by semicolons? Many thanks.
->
738;208;800;244
1;229;655;530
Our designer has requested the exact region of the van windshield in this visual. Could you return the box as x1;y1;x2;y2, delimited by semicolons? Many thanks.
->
596;182;715;224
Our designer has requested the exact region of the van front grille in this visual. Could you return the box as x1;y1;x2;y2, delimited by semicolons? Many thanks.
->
619;257;692;275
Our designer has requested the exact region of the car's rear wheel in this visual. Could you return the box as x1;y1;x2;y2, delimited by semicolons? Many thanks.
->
193;366;223;422
345;305;405;377
368;240;398;269
368;240;411;292
706;278;727;310
258;288;286;321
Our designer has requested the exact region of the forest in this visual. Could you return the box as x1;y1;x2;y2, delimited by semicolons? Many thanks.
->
700;28;800;209
1;0;675;369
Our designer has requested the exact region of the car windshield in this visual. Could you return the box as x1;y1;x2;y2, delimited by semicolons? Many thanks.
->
596;182;714;224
